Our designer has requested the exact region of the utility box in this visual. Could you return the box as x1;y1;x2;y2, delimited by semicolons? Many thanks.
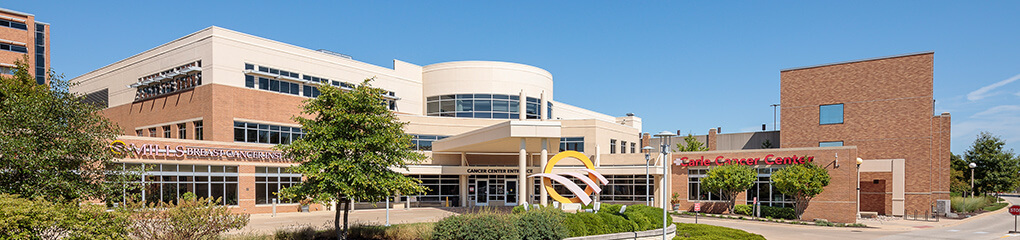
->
936;200;951;216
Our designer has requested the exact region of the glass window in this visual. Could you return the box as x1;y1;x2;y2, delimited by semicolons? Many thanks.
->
687;169;723;201
148;128;157;137
631;143;636;154
820;104;844;125
819;141;844;147
177;123;186;139
234;121;302;144
255;167;302;204
559;137;584;152
194;121;203;140
621;141;627;154
112;163;239;206
610;139;617;154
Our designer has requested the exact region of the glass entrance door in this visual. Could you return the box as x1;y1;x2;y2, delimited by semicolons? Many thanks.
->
506;180;517;205
476;180;488;206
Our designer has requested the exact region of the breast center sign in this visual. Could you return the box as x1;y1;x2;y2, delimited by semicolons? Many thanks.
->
675;154;814;167
109;140;285;162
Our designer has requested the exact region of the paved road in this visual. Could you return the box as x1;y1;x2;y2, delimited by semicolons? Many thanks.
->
878;196;1020;240
672;215;908;239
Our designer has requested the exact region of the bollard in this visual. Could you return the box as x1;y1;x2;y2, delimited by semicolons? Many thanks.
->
385;196;390;226
272;198;278;217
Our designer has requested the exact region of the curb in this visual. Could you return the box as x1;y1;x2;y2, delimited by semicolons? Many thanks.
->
937;201;1013;229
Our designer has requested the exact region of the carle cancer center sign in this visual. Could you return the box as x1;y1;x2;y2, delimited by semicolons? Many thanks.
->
675;154;815;167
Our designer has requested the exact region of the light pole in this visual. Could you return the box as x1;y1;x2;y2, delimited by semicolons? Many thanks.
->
856;158;863;218
969;162;977;198
644;146;655;206
770;104;780;131
653;131;676;240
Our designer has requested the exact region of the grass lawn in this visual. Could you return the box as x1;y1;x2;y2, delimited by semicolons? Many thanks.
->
673;222;766;240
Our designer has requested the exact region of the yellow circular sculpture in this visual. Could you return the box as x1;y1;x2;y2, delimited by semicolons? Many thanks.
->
543;151;600;204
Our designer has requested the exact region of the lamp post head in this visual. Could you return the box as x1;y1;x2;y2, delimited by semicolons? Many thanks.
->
642;146;654;160
653;131;677;138
856;158;863;165
969;162;977;168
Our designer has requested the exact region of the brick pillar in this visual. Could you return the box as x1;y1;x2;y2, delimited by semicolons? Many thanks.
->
708;128;717;151
642;133;651;149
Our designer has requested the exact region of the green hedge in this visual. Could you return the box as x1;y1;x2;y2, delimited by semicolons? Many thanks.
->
672;223;765;240
760;206;796;220
733;204;752;216
434;206;568;240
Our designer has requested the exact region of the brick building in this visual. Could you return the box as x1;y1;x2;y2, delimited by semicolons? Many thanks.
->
0;7;49;84
654;52;950;223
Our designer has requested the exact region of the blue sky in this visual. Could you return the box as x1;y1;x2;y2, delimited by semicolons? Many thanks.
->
7;1;1019;154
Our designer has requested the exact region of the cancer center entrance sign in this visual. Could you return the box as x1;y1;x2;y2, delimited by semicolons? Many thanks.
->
528;151;608;205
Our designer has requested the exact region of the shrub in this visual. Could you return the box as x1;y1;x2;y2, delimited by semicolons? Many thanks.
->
759;206;795;220
599;203;624;214
0;194;130;239
733;204;752;216
672;223;765;240
125;192;249;240
517;207;569;240
951;196;991;213
433;212;519;240
512;205;527;214
622;205;666;231
596;212;637;233
564;212;607;236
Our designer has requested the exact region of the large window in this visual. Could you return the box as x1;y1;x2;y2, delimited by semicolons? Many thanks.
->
34;23;45;85
244;63;396;110
0;19;28;30
426;94;544;119
745;168;793;208
819;141;844;147
410;134;448;151
0;42;27;53
687;169;723;201
820;104;844;125
115;163;239;206
177;123;186;139
559;137;584;152
234;121;304;144
194;121;203;140
255;167;302;204
405;175;460;207
621;141;627;154
598;175;651;202
257;77;300;96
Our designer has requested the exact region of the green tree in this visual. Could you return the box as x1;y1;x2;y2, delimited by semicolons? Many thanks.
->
278;79;426;240
771;163;830;220
676;134;708;152
701;164;755;213
949;154;971;195
964;132;1019;196
0;59;137;203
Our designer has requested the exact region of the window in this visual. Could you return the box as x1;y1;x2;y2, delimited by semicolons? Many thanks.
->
746;168;794;208
426;94;524;119
404;175;460;207
631;143;636;154
255;167;302;204
559;137;584;152
687;169;722;201
596;175;651;202
610;139;617;154
820;104;844;125
819;141;844;147
233;121;303;144
112;163;239;206
163;126;171;138
148;128;157;137
411;134;448;151
136;129;143;136
621;141;627;154
245;75;255;88
194;121;203;140
469;175;517;202
177;123;186;139
0;19;28;30
0;43;28;53
34;24;45;85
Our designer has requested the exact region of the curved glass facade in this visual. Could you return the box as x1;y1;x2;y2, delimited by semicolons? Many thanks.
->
426;94;551;119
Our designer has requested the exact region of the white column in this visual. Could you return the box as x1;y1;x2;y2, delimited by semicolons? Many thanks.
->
518;90;526;120
540;138;549;206
460;152;467;166
540;91;547;120
519;138;528;205
594;144;601;167
460;175;469;207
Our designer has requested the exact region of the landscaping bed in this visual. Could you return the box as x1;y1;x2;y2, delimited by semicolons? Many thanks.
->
672;223;765;240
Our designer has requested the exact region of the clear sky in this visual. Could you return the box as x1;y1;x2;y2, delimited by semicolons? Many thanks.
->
6;1;1019;154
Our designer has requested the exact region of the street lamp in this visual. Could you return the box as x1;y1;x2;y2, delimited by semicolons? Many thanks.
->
644;146;655;206
653;131;676;240
969;162;977;198
856;158;863;218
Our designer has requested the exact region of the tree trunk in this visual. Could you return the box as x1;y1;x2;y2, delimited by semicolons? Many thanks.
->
335;196;349;240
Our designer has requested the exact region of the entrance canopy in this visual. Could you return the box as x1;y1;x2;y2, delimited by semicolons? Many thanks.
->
431;121;561;153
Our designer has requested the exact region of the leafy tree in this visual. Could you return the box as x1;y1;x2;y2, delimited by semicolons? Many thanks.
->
964;132;1019;196
949;154;971;195
701;164;755;213
771;163;830;220
676;134;709;152
0;59;137;203
278;79;426;240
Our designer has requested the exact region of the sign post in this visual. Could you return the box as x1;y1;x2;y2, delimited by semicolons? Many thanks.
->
694;202;701;224
1009;205;1020;234
753;197;759;218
